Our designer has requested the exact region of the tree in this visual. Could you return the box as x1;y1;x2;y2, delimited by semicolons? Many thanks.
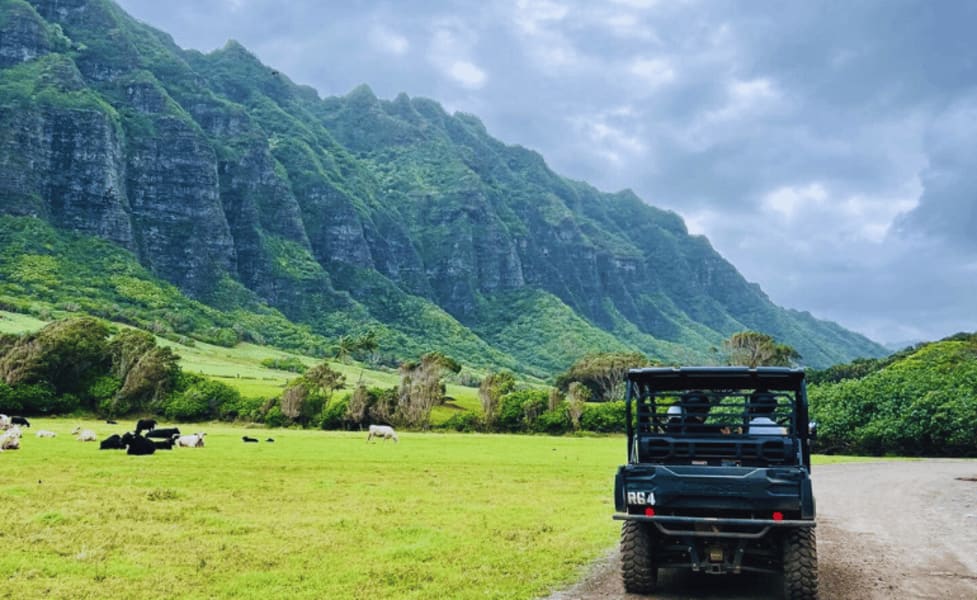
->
722;331;800;367
555;352;653;402
281;362;346;426
0;317;111;396
479;370;516;429
108;329;156;381
334;335;355;363
354;330;379;364
397;352;461;428
567;382;590;431
114;346;181;413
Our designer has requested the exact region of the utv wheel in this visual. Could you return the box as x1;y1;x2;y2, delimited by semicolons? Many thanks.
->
620;520;658;593
783;527;818;600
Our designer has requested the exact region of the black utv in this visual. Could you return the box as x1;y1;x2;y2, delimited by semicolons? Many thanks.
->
613;367;818;599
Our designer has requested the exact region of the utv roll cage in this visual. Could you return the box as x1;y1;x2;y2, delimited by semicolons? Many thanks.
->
624;367;813;470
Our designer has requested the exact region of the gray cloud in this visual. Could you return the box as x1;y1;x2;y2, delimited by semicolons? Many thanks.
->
115;0;977;345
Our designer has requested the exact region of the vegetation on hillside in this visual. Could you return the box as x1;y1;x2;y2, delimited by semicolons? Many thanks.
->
808;334;977;456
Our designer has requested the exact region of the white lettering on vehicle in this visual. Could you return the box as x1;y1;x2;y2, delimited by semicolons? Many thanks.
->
627;491;656;506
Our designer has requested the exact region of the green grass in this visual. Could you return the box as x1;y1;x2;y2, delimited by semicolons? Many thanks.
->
0;418;907;599
3;421;622;599
0;310;49;334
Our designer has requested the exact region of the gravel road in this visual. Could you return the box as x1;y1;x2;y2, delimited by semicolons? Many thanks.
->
545;460;977;599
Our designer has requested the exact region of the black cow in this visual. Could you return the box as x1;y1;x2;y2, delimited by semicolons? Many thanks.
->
266;438;275;443
152;438;174;450
11;416;30;427
135;419;157;435
146;427;180;439
122;432;156;455
242;436;259;443
99;434;125;450
105;419;118;424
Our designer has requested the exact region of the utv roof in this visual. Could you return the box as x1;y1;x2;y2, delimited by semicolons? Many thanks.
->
627;366;805;391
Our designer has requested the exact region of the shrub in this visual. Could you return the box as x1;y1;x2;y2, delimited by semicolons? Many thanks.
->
440;411;481;432
580;401;626;433
320;394;351;430
164;379;242;421
536;405;571;434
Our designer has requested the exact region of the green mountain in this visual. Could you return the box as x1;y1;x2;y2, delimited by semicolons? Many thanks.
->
0;0;887;375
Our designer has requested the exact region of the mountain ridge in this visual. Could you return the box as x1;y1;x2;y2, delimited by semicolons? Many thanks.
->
0;0;888;373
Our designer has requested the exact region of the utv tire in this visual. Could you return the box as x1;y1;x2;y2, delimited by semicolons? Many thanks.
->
783;527;818;600
620;520;658;593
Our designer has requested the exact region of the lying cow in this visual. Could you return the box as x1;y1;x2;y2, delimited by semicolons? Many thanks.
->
72;427;97;442
122;432;155;456
175;433;205;448
367;424;399;443
146;427;180;439
0;428;21;451
11;416;29;428
99;434;126;450
242;436;259;443
35;430;56;438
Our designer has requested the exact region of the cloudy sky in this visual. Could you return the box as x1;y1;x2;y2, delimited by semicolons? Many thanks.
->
115;0;977;346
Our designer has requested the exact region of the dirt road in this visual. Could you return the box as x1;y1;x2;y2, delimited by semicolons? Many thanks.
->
545;460;977;599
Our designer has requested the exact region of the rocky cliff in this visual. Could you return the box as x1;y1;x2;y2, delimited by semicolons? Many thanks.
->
0;0;888;373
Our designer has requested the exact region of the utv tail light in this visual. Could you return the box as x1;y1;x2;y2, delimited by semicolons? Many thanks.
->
644;507;655;517
772;511;784;521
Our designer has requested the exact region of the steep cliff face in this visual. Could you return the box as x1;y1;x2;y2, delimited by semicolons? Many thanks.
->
0;0;888;372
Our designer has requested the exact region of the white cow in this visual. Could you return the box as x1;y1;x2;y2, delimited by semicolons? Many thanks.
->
71;427;97;442
367;424;399;443
35;430;57;438
0;414;10;430
175;433;205;448
0;427;21;451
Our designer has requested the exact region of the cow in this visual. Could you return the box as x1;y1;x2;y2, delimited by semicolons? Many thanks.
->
72;427;97;442
266;438;275;443
0;414;9;430
152;438;174;450
0;427;21;451
35;430;56;438
10;416;29;428
135;419;157;435
105;419;118;425
121;432;155;456
146;428;181;439
367;424;399;443
99;434;126;450
175;433;205;448
242;436;259;443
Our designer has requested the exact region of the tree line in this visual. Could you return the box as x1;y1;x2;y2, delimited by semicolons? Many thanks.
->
6;317;971;456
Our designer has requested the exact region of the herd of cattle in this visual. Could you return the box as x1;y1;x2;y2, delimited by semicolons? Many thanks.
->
1;415;400;453
0;415;207;455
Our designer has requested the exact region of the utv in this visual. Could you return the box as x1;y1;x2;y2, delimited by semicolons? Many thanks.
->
613;367;818;599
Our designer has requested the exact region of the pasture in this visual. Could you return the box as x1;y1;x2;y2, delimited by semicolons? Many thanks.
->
1;420;624;599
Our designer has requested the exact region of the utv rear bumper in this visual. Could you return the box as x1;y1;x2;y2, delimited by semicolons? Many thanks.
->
613;513;815;540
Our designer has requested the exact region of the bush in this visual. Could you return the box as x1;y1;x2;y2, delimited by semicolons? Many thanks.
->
164;379;242;421
580;401;626;433
7;383;62;414
260;356;307;373
536;405;571;434
219;395;266;422
496;389;550;432
440;411;481;432
320;394;351;430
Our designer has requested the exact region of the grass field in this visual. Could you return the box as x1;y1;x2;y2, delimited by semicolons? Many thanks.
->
0;419;893;600
0;310;49;334
1;420;623;599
